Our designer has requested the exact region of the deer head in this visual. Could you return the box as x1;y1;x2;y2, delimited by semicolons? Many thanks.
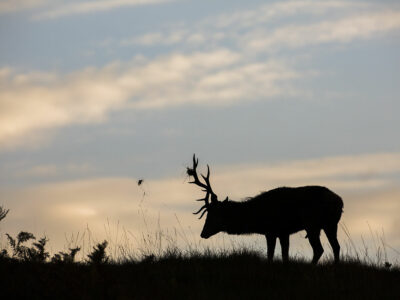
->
187;154;227;239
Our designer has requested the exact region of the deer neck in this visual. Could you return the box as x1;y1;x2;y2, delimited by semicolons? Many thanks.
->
222;201;257;235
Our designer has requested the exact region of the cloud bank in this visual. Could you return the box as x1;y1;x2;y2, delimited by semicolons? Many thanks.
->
2;1;400;149
0;51;300;148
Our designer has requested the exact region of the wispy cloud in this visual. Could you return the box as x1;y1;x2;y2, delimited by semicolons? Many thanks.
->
244;11;400;52
123;0;360;47
34;0;177;19
0;0;48;14
0;51;302;148
14;163;94;178
207;0;366;29
121;30;190;47
127;9;400;51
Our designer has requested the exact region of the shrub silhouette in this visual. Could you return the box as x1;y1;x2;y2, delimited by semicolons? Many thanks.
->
5;231;49;262
87;241;109;264
28;237;50;262
51;247;81;263
6;231;35;259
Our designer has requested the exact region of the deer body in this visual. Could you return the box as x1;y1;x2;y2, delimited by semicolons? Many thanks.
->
188;155;343;264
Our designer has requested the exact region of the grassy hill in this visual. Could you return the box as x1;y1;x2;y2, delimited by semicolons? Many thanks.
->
1;250;399;300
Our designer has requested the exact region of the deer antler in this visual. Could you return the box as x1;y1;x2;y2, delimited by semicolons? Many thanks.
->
187;154;218;219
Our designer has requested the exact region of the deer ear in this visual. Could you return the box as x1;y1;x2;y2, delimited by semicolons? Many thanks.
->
211;194;218;204
223;197;229;202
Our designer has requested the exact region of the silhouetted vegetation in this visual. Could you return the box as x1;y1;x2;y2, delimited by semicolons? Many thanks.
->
87;240;109;264
51;247;81;264
0;230;105;265
5;232;49;262
0;247;399;299
0;205;8;222
1;203;399;299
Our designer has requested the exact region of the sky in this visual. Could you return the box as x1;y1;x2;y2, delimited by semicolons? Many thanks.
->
0;0;400;262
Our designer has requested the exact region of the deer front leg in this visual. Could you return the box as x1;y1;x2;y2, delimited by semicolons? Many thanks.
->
265;235;276;262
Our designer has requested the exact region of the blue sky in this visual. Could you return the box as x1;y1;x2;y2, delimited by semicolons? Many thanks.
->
0;0;400;261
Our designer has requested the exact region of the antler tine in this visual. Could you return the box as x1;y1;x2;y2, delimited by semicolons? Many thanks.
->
201;165;217;202
200;165;210;181
201;165;214;193
193;204;207;215
188;154;218;217
193;190;210;217
201;190;211;206
197;209;208;219
188;155;207;189
193;154;199;168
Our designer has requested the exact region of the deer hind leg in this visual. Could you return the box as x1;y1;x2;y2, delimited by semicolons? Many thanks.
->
279;235;290;262
323;224;340;263
307;229;324;264
265;235;276;262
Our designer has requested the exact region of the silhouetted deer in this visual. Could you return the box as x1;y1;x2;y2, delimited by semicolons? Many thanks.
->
187;155;343;264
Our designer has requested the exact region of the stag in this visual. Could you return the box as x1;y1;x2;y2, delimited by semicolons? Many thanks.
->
187;155;343;264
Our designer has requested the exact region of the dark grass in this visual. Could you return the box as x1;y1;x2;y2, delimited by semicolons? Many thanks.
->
1;250;399;300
